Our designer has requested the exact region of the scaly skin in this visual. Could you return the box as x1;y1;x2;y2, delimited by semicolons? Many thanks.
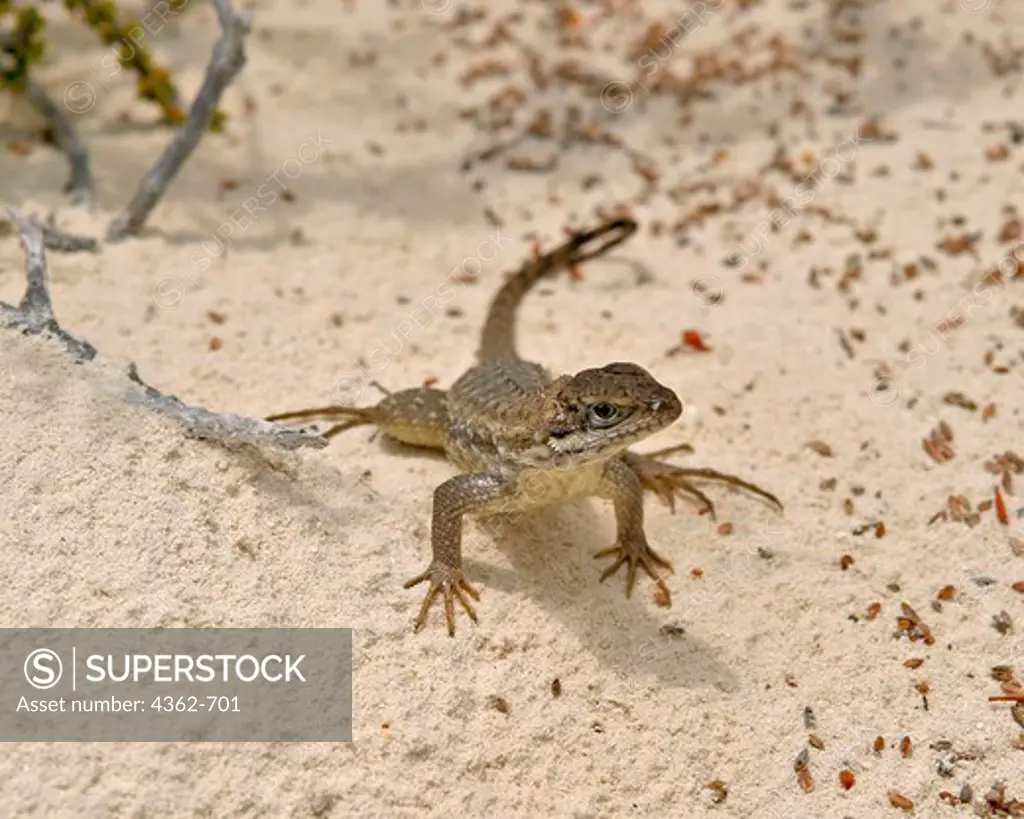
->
267;219;782;636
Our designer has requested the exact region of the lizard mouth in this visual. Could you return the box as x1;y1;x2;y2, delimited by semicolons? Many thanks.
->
547;410;676;460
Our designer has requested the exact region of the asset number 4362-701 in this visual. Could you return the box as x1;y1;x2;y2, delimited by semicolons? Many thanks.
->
150;696;240;712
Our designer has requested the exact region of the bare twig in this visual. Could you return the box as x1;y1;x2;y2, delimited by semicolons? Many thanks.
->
1;214;101;254
0;211;98;360
1;216;99;253
39;215;101;253
1;208;327;452
124;364;328;450
106;0;252;242
21;77;96;205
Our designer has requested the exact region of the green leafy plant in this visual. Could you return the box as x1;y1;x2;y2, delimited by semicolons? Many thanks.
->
0;2;46;92
1;0;225;131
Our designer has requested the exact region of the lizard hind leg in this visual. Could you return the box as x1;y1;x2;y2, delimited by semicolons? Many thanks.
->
265;404;380;439
265;387;449;448
623;450;783;520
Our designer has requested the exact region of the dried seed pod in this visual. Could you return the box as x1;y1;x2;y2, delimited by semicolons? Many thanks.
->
888;791;914;811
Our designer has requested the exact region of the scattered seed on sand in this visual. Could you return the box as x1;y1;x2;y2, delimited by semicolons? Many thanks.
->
807;440;834;457
992;611;1013;635
888;791;914;811
942;391;977;411
706;780;728;804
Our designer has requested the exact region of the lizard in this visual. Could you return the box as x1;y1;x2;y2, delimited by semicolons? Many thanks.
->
267;218;782;636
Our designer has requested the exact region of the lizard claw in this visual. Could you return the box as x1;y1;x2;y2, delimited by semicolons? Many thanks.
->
403;562;481;637
625;452;717;519
624;451;785;520
594;539;674;606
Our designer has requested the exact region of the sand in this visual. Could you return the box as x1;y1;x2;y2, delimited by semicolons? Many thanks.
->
2;0;1023;816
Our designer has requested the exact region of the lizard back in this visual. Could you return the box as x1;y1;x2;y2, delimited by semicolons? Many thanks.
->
444;359;553;474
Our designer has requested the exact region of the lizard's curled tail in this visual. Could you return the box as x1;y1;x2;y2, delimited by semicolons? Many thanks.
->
476;218;638;364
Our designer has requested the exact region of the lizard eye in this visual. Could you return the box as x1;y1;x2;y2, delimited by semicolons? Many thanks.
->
586;402;621;428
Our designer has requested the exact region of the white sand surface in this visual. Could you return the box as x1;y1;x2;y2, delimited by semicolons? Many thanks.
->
1;0;1023;816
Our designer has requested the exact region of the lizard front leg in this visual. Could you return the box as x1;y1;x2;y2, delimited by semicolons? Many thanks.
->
404;472;511;636
594;456;674;605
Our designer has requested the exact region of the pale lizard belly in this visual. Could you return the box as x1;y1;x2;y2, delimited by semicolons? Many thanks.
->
472;460;609;516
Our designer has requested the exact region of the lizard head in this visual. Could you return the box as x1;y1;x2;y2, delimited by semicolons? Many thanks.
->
541;362;682;462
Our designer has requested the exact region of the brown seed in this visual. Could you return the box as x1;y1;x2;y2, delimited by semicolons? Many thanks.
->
717;522;734;536
681;329;712;352
900;736;912;758
992;611;1013;634
808;733;825;750
797;767;814;793
488;695;510;715
999;218;1022;243
1013;581;1024;593
840;554;854;570
938;233;975;255
995;486;1009;525
6;140;32;157
874;736;885;753
208;337;222;351
550;678;561;698
867;602;882;620
937;584;957;601
706;779;728;804
839;769;856;790
904;658;924;669
807;440;834;457
915;681;931;695
986;144;1010;162
943;391;978;410
888;791;914;811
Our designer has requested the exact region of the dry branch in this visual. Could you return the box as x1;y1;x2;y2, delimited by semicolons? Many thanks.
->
1;214;101;254
21;77;96;205
1;209;327;452
106;0;252;242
